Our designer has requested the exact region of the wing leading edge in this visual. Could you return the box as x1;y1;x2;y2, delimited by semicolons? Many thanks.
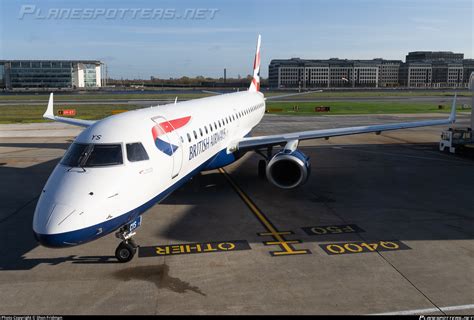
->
235;95;457;151
43;93;96;127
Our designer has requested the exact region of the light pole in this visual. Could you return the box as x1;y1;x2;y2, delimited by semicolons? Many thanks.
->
470;72;474;129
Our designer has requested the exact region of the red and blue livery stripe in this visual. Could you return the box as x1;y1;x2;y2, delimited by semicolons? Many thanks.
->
151;116;191;156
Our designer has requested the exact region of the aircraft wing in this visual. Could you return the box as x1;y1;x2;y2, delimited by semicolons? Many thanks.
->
43;93;96;128
233;95;457;152
202;90;223;95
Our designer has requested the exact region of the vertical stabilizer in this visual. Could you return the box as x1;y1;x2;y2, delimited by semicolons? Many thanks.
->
249;35;261;92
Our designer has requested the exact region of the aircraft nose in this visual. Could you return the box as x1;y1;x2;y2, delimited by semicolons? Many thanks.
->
33;199;82;247
33;231;66;248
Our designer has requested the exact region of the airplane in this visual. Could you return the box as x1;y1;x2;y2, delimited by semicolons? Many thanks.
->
33;35;457;262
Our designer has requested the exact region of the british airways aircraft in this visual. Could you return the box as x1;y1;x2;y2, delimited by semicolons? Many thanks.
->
33;35;457;262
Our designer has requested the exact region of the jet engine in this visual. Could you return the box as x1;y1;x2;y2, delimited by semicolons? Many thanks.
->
265;149;311;189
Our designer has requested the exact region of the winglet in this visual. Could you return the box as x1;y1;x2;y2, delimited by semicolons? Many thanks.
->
39;92;94;127
249;34;261;92
43;93;55;120
449;93;457;123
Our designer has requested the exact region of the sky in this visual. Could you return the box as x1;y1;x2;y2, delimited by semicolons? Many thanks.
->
0;0;472;79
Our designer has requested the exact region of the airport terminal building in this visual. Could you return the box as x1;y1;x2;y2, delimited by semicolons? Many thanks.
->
269;51;473;89
399;52;473;88
268;58;402;89
0;60;104;90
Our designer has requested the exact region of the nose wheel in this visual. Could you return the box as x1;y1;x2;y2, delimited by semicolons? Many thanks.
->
115;240;137;263
115;216;142;263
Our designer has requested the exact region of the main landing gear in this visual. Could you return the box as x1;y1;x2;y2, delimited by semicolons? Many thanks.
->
114;216;142;263
258;159;266;179
256;146;273;179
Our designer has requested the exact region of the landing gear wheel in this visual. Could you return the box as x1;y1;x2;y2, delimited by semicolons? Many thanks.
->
127;238;138;249
258;160;267;179
115;241;137;263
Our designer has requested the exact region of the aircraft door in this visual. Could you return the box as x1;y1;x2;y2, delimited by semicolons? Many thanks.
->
151;116;184;179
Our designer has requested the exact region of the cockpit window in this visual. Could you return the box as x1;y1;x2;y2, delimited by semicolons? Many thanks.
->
126;143;149;162
87;145;123;166
61;143;88;167
61;143;123;167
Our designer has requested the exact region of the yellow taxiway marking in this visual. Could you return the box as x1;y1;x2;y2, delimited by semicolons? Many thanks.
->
264;240;301;245
258;231;293;236
219;168;310;256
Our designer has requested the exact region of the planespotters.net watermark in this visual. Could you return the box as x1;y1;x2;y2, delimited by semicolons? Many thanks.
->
18;5;219;20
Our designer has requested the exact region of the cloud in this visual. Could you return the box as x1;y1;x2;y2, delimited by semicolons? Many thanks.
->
416;25;441;32
109;26;255;35
97;55;116;62
410;17;448;25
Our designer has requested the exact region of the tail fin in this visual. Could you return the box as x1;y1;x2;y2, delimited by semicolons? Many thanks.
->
249;34;261;92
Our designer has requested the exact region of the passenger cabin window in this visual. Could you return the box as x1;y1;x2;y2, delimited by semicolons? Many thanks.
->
187;133;191;142
126;143;149;162
61;143;123;167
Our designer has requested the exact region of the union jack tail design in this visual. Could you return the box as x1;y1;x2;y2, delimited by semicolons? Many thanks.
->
249;34;261;92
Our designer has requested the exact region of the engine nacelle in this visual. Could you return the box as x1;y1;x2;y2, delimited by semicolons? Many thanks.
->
266;149;311;189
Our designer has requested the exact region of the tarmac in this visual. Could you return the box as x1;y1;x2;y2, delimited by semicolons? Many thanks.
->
0;95;471;106
0;113;473;315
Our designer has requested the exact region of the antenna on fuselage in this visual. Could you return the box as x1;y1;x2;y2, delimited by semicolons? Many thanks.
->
174;97;178;104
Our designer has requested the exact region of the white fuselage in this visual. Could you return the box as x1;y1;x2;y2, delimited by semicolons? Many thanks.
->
33;91;266;247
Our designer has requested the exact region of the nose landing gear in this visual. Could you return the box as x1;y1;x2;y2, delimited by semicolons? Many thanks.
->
115;240;137;263
114;216;142;263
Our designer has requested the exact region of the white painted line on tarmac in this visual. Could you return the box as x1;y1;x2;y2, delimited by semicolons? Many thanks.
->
371;303;474;315
300;144;473;164
342;147;474;164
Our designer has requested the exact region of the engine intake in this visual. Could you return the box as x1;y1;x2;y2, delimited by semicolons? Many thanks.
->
266;149;311;189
